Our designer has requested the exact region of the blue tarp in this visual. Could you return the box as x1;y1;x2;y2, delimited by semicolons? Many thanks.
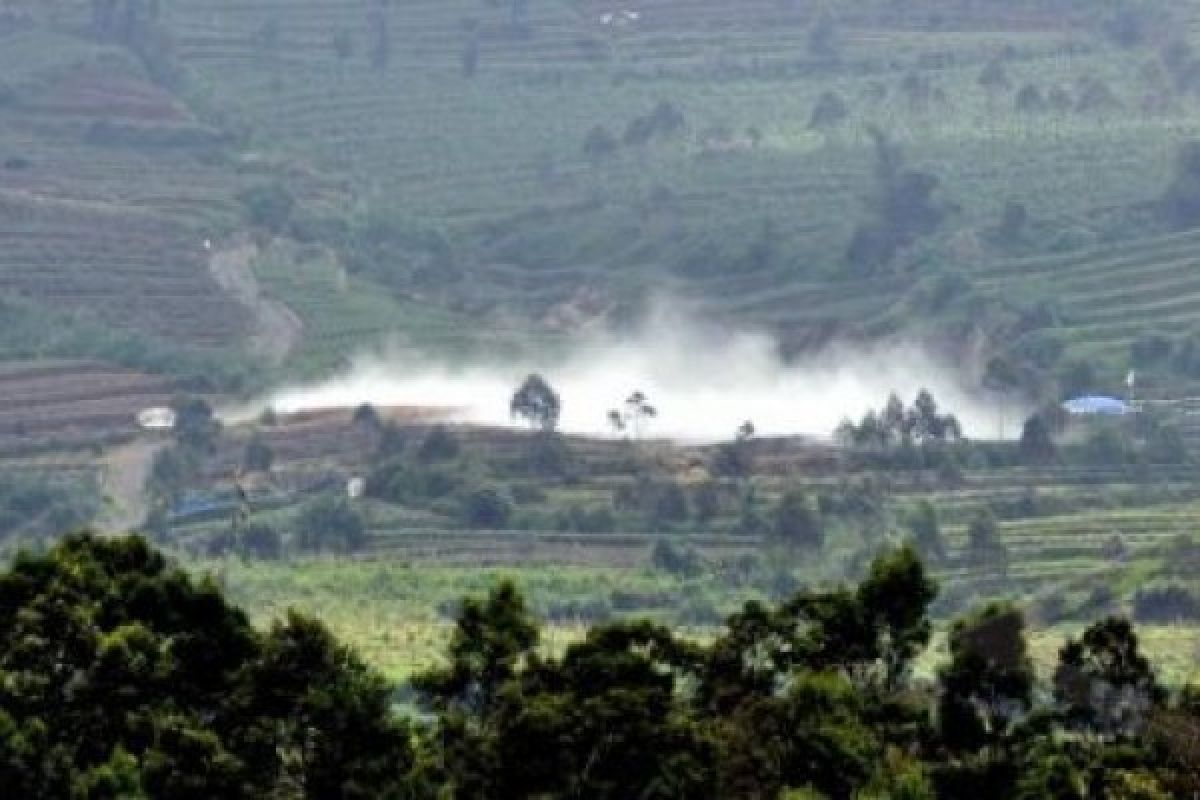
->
1060;396;1131;416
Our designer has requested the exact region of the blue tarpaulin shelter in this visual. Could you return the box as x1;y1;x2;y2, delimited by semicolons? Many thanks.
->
1060;396;1132;416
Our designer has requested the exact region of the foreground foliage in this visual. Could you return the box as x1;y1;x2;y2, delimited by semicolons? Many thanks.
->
0;534;413;798
2;534;1198;798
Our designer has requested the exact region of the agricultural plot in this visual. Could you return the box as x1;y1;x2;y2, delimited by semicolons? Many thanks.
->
152;0;1200;375
0;360;178;454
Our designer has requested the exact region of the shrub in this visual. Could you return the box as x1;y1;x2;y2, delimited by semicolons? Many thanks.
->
771;489;824;550
417;426;461;463
652;540;703;577
649;482;689;527
238;183;295;233
460;487;512;529
296;494;366;554
583;125;619;160
1134;585;1200;623
240;523;283;560
242;436;274;473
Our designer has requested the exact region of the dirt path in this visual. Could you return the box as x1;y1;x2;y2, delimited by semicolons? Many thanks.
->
97;438;166;533
209;239;303;364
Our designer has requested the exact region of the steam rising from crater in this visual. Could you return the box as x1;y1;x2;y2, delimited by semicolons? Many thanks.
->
262;308;1022;441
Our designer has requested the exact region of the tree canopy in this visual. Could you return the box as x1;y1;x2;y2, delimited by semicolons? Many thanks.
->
2;535;1198;798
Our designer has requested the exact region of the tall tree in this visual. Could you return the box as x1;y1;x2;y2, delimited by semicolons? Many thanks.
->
510;373;561;432
0;534;414;797
937;603;1035;754
1053;616;1165;738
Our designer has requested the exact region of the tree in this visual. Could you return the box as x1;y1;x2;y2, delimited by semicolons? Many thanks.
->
1054;617;1165;738
714;421;755;478
238;183;294;234
623;390;657;439
1015;83;1046;114
692;481;721;523
242;435;273;473
720;671;879;798
0;534;415;797
807;12;840;62
413;581;541;793
1076;75;1121;113
295;494;366;554
771;489;824;550
937;603;1035;754
417;425;460;463
978;59;1011;108
905;499;946;564
649;482;689;528
1160;140;1200;229
239;522;282;560
996;200;1030;243
331;28;354;78
460;487;512;529
461;35;479;78
846;128;947;274
487;622;715;798
510;373;561;432
965;510;1008;575
809;90;849;130
1019;414;1057;465
367;0;391;71
856;545;938;690
1047;85;1074;113
172;395;219;453
583;125;619;161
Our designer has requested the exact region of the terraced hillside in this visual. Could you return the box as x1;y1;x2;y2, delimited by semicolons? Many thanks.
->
1;2;1198;402
0;360;177;453
0;35;255;344
146;0;1200;382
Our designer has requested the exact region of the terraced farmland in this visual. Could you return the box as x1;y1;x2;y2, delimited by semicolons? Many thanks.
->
142;0;1200;371
0;360;178;454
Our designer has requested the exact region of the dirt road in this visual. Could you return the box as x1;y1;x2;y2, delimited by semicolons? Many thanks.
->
97;438;166;533
209;239;303;364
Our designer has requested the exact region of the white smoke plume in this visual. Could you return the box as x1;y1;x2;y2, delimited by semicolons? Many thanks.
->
259;307;1024;442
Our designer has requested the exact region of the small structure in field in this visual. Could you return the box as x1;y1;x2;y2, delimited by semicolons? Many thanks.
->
136;406;177;431
1060;396;1132;416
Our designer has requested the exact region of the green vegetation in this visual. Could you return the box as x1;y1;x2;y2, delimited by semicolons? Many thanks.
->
0;471;98;548
5;534;1200;797
11;2;1200;790
9;1;1200;397
0;534;413;798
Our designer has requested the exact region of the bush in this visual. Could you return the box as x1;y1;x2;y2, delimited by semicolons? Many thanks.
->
296;495;367;554
964;510;1008;574
459;487;512;529
417;426;461;463
1131;333;1173;365
240;523;282;560
1134;585;1200;623
771;489;824;550
242;436;274;473
238;183;295;233
692;482;722;523
652;540;703;577
558;505;616;534
583;125;619;160
649;482;689;527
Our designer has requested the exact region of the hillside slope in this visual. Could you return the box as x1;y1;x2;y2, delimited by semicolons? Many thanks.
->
5;2;1200;402
155;0;1200;394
